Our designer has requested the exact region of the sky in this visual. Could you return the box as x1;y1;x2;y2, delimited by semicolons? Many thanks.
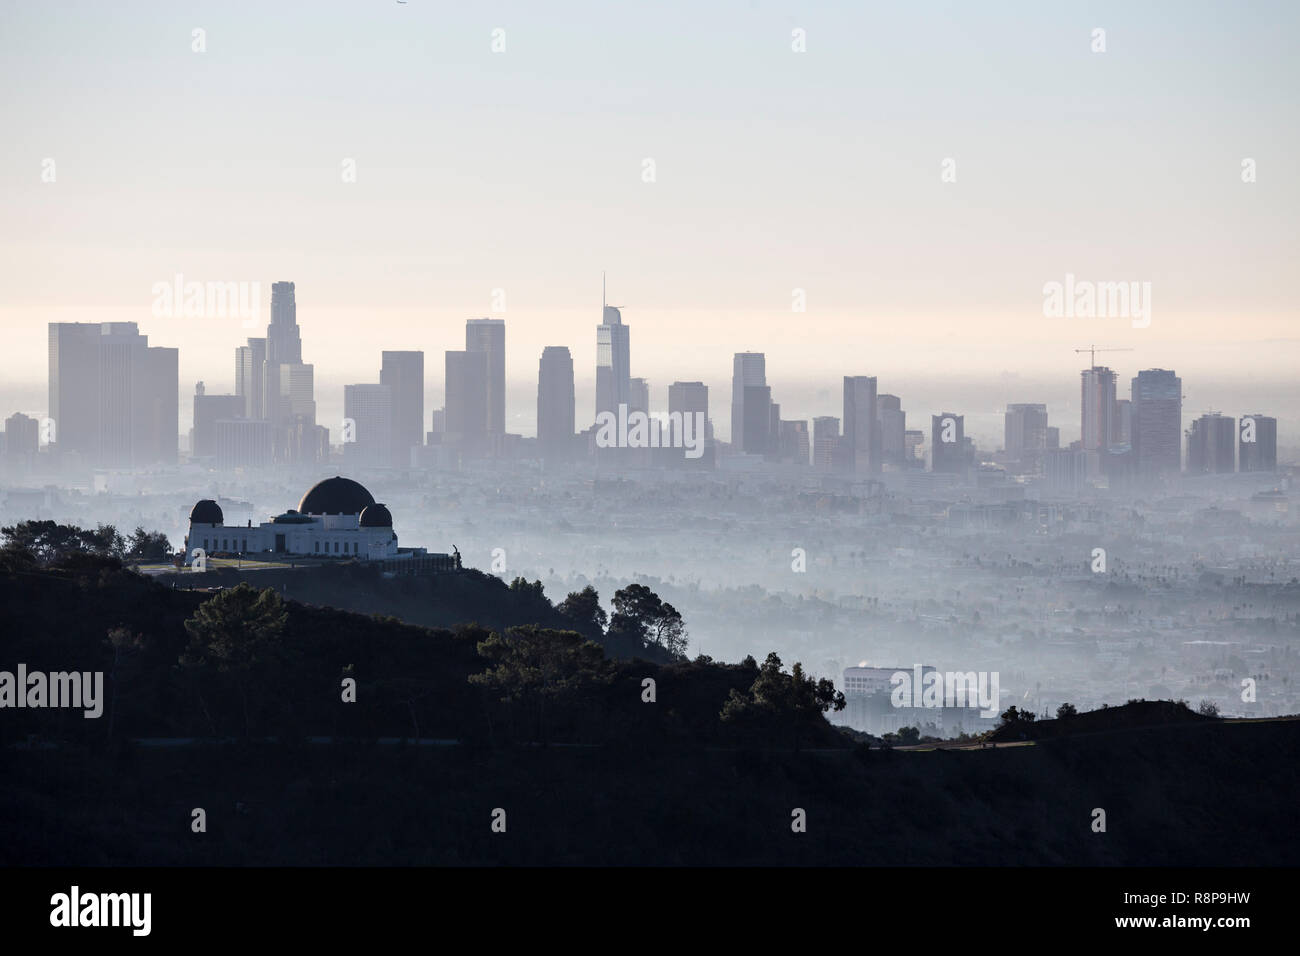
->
2;0;1297;442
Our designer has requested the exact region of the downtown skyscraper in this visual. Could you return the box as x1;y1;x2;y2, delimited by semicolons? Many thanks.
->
48;321;178;469
537;346;575;461
1131;369;1182;478
381;351;424;468
595;277;630;423
1080;366;1117;476
731;352;766;451
843;375;879;473
465;318;506;437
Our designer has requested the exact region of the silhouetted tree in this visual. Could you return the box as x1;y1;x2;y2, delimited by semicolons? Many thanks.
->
180;583;290;737
721;652;845;750
556;585;608;641
608;583;688;658
469;625;613;745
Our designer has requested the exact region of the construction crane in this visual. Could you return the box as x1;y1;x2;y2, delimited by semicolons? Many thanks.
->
1074;345;1134;367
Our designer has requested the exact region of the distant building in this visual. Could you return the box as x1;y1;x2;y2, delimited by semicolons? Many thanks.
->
465;318;505;436
742;384;773;456
3;412;39;467
381;351;424;468
192;383;243;460
904;428;925;466
1131;369;1182;478
1004;403;1049;474
843;375;879;473
1081;366;1117;476
215;418;274;470
1045;446;1089;493
235;337;267;420
1187;413;1235;474
877;394;906;467
931;413;965;473
48;321;178;468
445;350;489;451
731;352;766;450
813;416;840;469
537;346;576;460
779;419;810;465
596;284;631;423
669;381;712;467
628;377;650;417
1238;414;1278;472
343;384;393;468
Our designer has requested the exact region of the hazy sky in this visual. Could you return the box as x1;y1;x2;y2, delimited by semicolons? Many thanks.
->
2;1;1297;440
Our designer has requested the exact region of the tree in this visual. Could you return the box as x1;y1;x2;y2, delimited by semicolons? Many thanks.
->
0;520;126;566
180;583;290;737
999;705;1037;726
556;585;607;641
896;726;921;745
1197;699;1221;718
721;652;846;750
608;583;688;658
1056;702;1078;720
126;527;171;563
469;625;613;745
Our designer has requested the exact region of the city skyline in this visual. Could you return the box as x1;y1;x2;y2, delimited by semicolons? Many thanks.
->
19;281;1284;480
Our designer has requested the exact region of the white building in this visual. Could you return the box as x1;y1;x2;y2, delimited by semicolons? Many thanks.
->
184;475;436;566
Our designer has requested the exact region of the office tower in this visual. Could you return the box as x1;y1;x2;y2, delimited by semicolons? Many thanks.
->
629;378;650;416
904;429;925;465
779;419;811;465
259;282;320;464
235;337;267;420
731;352;766;449
465;318;506;435
768;402;781;454
192;383;243;460
843;375;879;473
268;363;316;427
1186;413;1236;474
667;380;710;465
931;413;965;473
596;279;631;422
741;384;773;455
877;394;906;467
48;321;178;468
668;381;709;428
1238;414;1278;472
813;416;840;469
343;384;393;468
537;346;576;460
1080;366;1117;475
1045;447;1089;493
1114;398;1132;445
381;351;425;468
445;350;489;450
3;413;39;466
1004;403;1049;472
216;419;274;470
265;281;302;365
1046;426;1060;451
1131;369;1182;477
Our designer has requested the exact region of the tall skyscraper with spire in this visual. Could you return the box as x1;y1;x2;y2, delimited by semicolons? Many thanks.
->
235;281;324;465
595;273;630;423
